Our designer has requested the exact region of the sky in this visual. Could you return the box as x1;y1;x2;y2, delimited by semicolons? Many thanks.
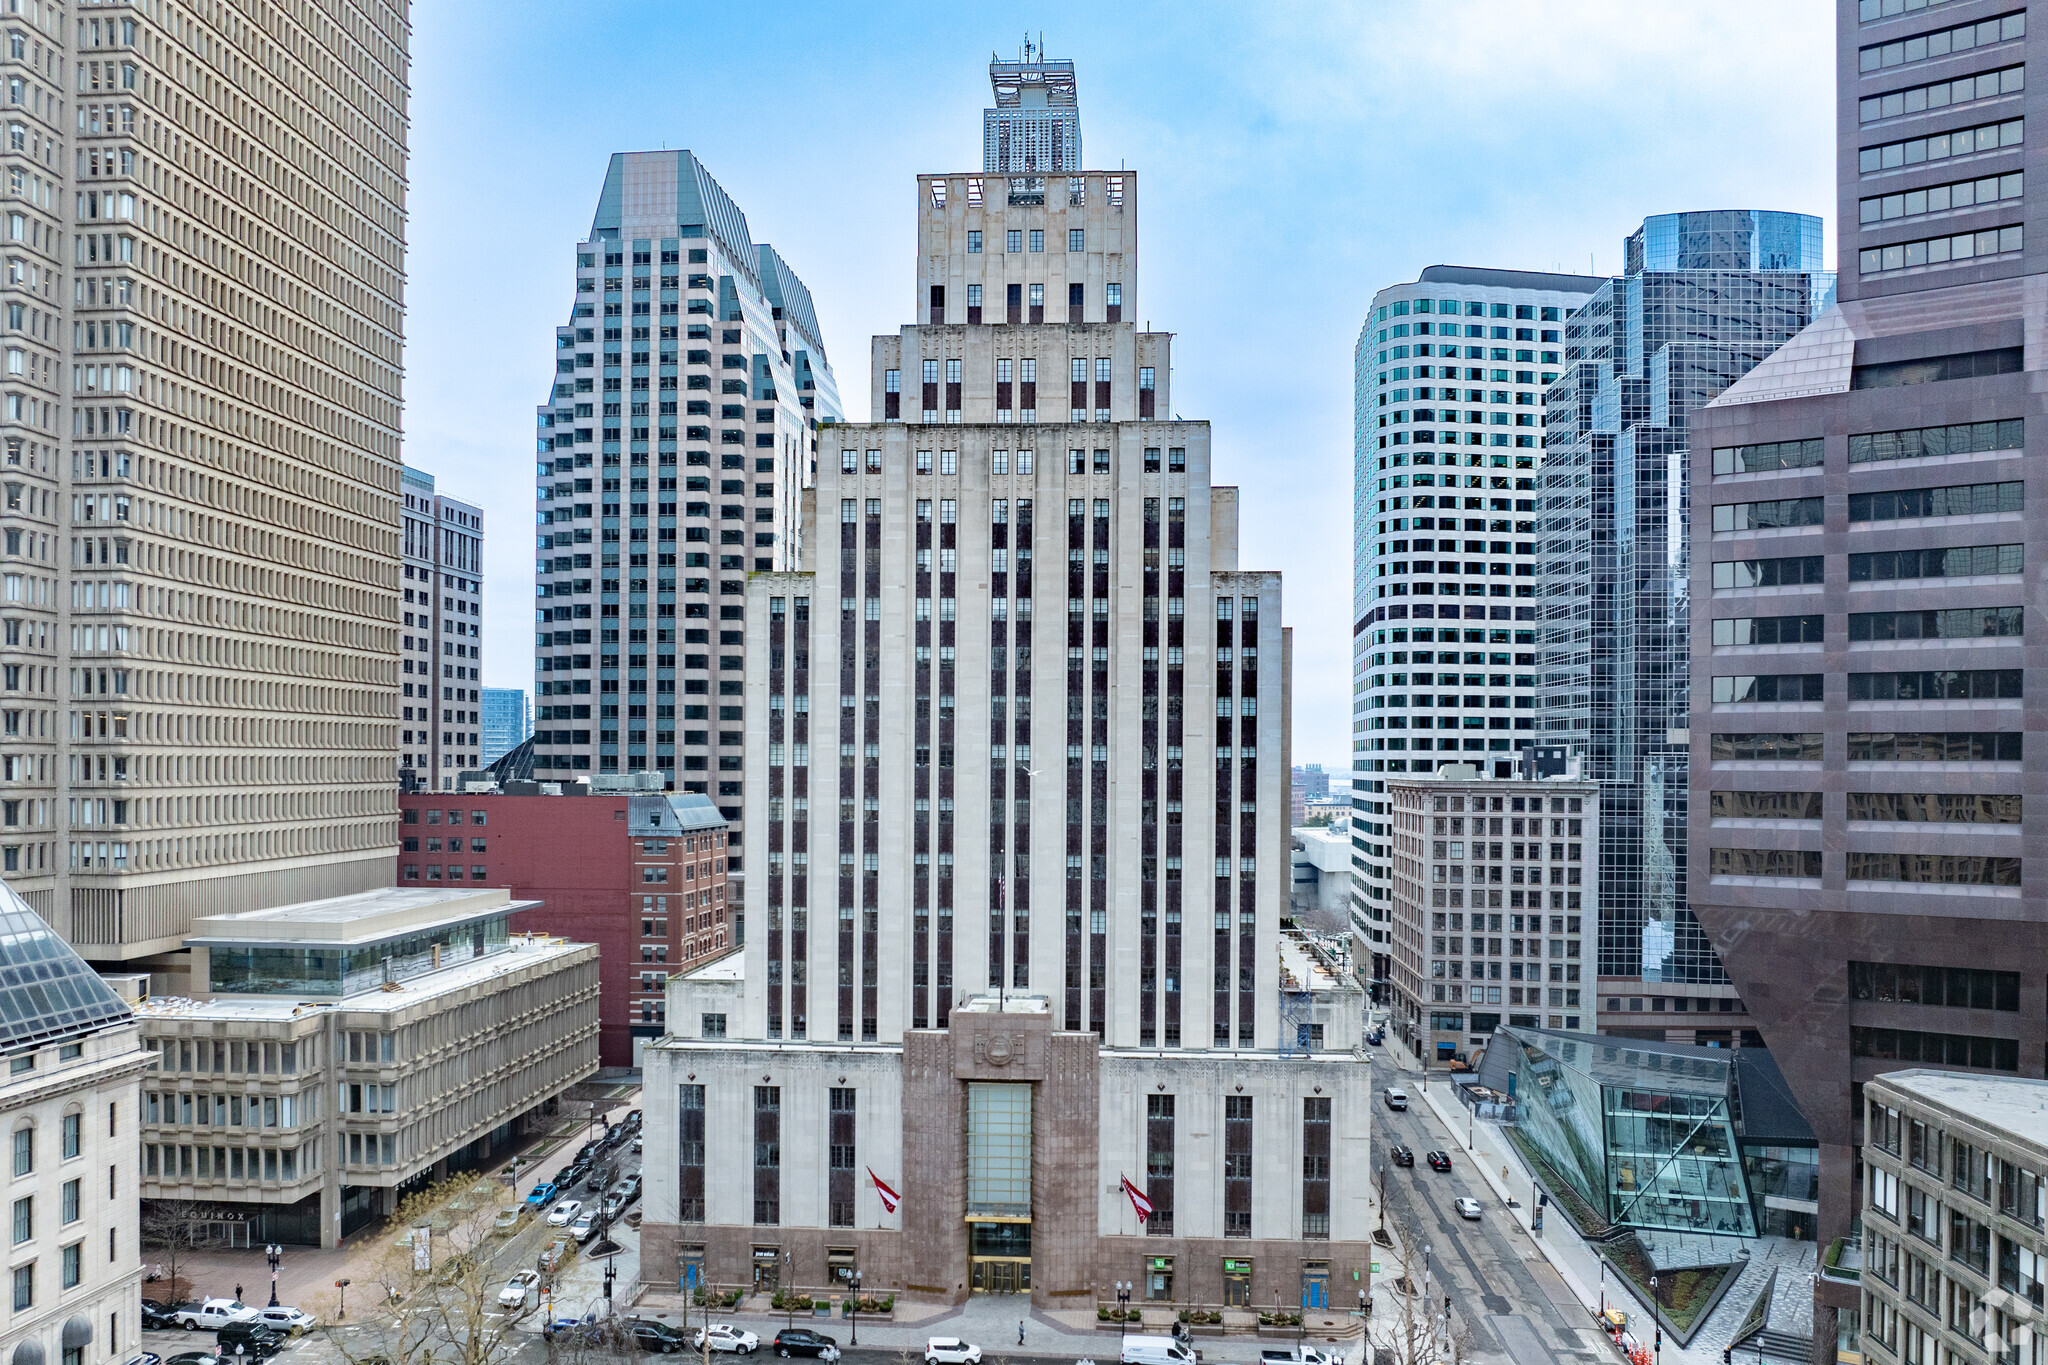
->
405;1;1834;772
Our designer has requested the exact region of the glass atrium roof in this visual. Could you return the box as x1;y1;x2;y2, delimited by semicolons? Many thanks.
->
0;883;132;1052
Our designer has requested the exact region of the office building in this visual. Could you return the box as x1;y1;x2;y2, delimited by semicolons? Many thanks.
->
529;151;840;804
1289;821;1352;920
1349;266;1604;999
480;689;532;766
133;887;598;1247
1538;211;1833;1031
984;46;1080;175
642;59;1371;1310
397;787;731;1065
0;884;149;1365
400;467;485;791
1858;1072;2048;1364
1383;764;1598;1059
0;0;408;950
1687;5;2048;1355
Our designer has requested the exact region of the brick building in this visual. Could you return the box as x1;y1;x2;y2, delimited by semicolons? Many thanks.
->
397;787;731;1065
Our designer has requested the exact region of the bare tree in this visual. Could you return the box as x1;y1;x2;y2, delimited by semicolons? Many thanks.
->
315;1177;527;1365
1364;1235;1481;1365
139;1199;227;1304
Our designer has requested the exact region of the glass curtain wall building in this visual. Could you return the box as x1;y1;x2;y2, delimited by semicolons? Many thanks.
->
1350;267;1604;997
1536;212;1833;1027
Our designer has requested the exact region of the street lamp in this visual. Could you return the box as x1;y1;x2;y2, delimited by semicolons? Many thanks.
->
848;1271;862;1348
784;1252;794;1328
1116;1281;1132;1343
265;1244;282;1308
334;1279;349;1322
1597;1257;1605;1319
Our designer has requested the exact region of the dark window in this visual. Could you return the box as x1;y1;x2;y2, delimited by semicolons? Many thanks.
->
1850;348;2022;390
1712;555;1825;588
1708;848;1822;878
679;1085;705;1222
1848;731;2021;761
1848;481;2024;522
1848;670;2021;700
1223;1095;1252;1238
1855;1027;2019;1072
1849;418;2022;462
1711;614;1825;645
1712;438;1825;474
1709;732;1823;761
752;1086;780;1225
1846;852;2021;885
1849;960;2020;1010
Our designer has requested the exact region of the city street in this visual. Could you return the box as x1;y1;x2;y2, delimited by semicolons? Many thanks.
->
1364;1047;1613;1365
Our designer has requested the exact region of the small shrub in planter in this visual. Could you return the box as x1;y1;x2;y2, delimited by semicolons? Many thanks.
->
1098;1308;1112;1321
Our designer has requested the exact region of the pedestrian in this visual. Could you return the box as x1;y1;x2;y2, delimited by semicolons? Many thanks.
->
1018;1319;1025;1346
234;1283;243;1303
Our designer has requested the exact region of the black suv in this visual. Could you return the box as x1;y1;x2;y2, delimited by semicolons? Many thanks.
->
627;1321;690;1354
212;1323;284;1360
773;1328;838;1360
1389;1144;1414;1167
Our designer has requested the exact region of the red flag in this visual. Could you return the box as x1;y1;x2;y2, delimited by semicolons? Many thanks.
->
868;1168;901;1214
1121;1175;1154;1223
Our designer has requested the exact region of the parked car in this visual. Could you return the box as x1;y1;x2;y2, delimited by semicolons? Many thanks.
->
142;1301;187;1330
492;1206;524;1233
525;1180;559;1208
1389;1144;1414;1167
1260;1348;1345;1365
569;1208;601;1243
1454;1196;1482;1220
629;1321;692;1354
631;1136;644;1155
772;1328;838;1360
1382;1088;1409;1111
211;1322;284;1360
620;1174;644;1204
925;1339;981;1365
171;1301;257;1332
692;1325;759;1355
498;1270;540;1309
546;1199;583;1227
164;1353;220;1365
583;1164;616;1194
251;1307;316;1337
624;1108;642;1127
1121;1335;1194;1365
1426;1150;1452;1172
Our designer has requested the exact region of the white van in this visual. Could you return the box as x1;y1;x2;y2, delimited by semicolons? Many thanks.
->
1120;1336;1197;1365
1382;1087;1409;1111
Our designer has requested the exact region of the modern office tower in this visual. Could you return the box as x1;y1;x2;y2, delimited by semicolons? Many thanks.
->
480;688;532;765
983;45;1080;174
0;2;406;950
0;885;148;1365
1687;5;2047;1355
1382;765;1598;1060
644;70;1371;1308
1349;266;1602;1000
1859;1072;2048;1363
531;151;840;820
399;467;485;791
1536;211;1833;1036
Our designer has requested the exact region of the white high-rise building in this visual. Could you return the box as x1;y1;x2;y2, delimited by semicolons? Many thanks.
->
399;467;484;790
643;59;1368;1312
1349;266;1603;999
0;0;408;951
530;152;840;817
983;45;1080;175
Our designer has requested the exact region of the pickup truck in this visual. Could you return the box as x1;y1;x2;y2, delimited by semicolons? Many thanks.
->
1261;1348;1346;1365
170;1301;258;1332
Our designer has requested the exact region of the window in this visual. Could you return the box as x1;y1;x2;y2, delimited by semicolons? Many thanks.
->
1708;848;1822;878
967;230;982;253
701;1013;726;1039
1847;851;2020;885
1711;615;1824;645
1858;118;2024;174
1850;960;2020;1008
1006;230;1021;253
1850;543;2020;581
60;1242;77;1288
1707;791;1822;820
1849;606;2021;640
12;1262;28;1310
60;1113;77;1159
1849;731;2021;761
10;1196;27;1244
1848;792;2021;824
1712;438;1824;474
1860;225;2024;275
1861;172;2024;225
1851;348;2024;389
1068;229;1084;252
1859;11;2026;75
12;1126;28;1176
1848;669;2021;700
1709;674;1824;703
1713;555;1825;588
1712;498;1824;531
1708;733;1824;760
1858;64;2024;125
1028;229;1043;252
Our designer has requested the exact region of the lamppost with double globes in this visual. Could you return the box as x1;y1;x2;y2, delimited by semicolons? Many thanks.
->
264;1244;282;1308
1116;1281;1132;1344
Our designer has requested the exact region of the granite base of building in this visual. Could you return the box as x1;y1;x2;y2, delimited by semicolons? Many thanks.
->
642;997;1371;1311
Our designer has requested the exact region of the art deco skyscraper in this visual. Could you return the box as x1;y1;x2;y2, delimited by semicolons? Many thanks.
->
0;1;407;951
1690;4;2048;1355
530;151;839;817
983;45;1080;175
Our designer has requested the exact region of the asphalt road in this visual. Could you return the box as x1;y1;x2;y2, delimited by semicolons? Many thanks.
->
1367;1056;1611;1365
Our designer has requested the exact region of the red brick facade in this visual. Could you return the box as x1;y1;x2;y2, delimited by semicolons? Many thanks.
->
397;791;730;1065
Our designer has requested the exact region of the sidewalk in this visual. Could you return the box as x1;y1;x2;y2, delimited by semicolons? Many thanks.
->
159;1086;643;1317
1407;1072;1787;1365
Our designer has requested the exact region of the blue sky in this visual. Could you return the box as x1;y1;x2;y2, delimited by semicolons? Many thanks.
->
407;1;1833;770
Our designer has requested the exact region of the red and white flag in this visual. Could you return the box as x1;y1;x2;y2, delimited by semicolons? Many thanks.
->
1121;1175;1154;1224
868;1168;901;1214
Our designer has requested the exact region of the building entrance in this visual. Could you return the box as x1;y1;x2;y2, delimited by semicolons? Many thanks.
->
1222;1258;1252;1307
969;1222;1031;1294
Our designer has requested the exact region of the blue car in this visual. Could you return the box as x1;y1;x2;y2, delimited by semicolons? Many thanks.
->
525;1180;559;1208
